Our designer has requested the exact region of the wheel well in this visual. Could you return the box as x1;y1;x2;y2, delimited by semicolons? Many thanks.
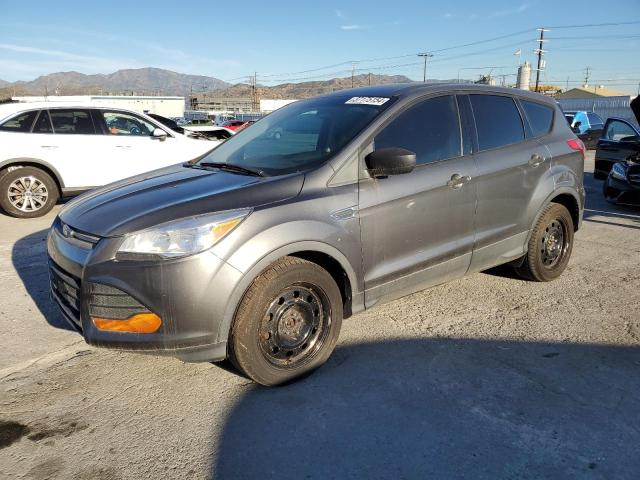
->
290;251;353;318
0;162;62;196
550;193;580;231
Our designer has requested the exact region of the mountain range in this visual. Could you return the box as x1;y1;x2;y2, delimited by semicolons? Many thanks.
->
0;68;230;97
0;68;422;101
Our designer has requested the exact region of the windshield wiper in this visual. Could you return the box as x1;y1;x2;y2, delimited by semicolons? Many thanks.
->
187;162;265;177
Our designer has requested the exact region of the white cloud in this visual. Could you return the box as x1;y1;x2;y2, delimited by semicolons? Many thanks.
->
340;24;367;31
335;9;345;19
488;3;531;18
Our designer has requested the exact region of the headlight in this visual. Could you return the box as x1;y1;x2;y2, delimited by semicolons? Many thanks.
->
117;209;251;259
611;163;627;181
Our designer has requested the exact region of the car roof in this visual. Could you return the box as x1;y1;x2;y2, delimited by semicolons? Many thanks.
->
308;82;559;105
0;101;153;120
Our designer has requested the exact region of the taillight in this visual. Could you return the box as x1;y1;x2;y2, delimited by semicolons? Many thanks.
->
566;138;586;156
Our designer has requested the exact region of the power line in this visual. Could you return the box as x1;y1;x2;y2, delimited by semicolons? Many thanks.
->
547;20;640;29
224;22;640;87
546;34;640;40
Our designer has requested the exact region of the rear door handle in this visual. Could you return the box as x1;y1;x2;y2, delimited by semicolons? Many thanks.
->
447;173;471;189
528;154;545;168
40;145;58;149
116;145;131;149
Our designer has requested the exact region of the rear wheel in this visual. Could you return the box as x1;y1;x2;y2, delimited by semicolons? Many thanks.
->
229;257;343;386
0;167;59;218
516;203;574;282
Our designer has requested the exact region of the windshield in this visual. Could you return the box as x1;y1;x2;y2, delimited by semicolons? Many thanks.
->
195;94;395;176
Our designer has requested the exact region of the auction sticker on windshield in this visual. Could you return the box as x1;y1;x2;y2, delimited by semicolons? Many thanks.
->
345;97;390;106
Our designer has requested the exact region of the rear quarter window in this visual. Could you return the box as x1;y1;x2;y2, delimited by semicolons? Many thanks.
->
521;100;554;137
470;95;524;151
0;110;38;132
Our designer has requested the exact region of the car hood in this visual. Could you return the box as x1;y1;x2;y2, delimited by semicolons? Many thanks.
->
59;163;305;237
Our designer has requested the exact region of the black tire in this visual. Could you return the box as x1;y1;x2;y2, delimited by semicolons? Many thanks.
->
0;167;59;218
229;256;343;386
516;203;574;282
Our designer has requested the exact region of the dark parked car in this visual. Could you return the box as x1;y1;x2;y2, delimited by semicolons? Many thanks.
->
48;84;584;385
601;96;640;204
148;113;185;134
564;110;604;150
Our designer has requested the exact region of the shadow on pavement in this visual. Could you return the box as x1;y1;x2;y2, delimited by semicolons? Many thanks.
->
212;337;640;479
11;228;73;331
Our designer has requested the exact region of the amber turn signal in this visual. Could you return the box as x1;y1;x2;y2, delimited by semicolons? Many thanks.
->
93;312;162;334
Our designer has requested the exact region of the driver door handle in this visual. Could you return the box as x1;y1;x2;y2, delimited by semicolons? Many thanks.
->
529;153;545;168
447;173;471;189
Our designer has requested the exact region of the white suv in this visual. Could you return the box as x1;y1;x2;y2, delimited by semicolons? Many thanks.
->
0;102;219;218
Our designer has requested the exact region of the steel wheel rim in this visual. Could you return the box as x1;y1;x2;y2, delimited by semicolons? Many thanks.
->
7;176;49;212
541;218;568;267
258;283;331;368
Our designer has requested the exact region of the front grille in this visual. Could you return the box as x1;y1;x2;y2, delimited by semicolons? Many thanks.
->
54;218;100;250
628;174;640;186
49;261;82;330
88;283;149;320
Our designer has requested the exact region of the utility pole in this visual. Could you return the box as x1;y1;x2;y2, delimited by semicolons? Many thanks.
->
583;66;592;86
368;72;372;86
534;27;549;92
418;52;433;83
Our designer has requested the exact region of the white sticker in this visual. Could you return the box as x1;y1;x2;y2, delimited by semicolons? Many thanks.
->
345;96;390;106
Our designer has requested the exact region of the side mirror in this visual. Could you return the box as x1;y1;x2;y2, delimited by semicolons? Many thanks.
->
152;128;168;140
365;148;416;178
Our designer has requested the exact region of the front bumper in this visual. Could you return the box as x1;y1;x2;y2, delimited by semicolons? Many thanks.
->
603;175;640;206
47;219;243;362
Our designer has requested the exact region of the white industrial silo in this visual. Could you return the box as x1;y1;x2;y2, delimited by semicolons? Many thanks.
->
517;61;531;90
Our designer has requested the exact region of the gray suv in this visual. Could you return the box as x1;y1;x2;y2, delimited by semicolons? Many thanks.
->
48;84;585;385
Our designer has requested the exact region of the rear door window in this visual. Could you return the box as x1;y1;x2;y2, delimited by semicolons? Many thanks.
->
33;110;53;133
470;95;524;151
49;109;96;134
0;110;38;132
587;112;604;128
375;95;461;165
521;100;554;137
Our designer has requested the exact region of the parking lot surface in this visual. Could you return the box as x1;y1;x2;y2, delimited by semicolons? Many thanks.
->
1;152;639;479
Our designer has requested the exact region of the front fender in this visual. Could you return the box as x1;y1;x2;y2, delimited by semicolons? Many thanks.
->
216;234;361;345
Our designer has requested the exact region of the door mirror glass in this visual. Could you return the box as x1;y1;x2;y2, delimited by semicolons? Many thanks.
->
152;128;168;140
365;148;416;178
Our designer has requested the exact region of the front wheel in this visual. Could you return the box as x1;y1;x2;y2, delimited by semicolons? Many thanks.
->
229;257;343;386
516;203;574;282
0;167;59;218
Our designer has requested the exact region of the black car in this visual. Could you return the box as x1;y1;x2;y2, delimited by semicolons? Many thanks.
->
599;96;640;205
148;113;185;134
563;111;604;150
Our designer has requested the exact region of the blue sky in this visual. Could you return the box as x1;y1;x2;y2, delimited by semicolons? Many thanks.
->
1;0;639;93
